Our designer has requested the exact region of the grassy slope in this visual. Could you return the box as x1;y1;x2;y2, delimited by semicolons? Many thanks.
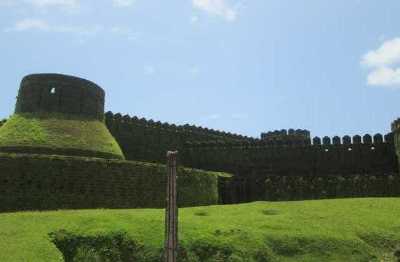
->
0;198;399;261
0;113;124;159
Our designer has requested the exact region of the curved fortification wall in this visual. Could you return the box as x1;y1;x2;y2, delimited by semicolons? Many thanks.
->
0;153;219;212
15;73;105;120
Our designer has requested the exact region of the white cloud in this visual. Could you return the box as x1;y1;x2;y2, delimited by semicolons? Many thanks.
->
192;0;237;22
127;34;139;41
4;18;103;36
0;0;16;7
206;114;221;120
105;26;140;41
144;65;156;75
361;38;400;68
190;16;199;24
112;0;135;7
367;67;400;87
231;113;248;119
4;18;141;43
25;0;79;9
361;37;400;88
189;66;200;76
110;26;134;36
11;18;50;31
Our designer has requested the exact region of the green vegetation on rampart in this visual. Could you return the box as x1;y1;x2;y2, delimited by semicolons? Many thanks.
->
0;113;124;159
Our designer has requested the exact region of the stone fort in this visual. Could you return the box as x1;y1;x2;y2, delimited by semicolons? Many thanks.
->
0;73;399;211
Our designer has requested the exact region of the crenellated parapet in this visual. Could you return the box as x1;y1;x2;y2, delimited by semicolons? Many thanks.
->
104;111;255;142
311;133;391;146
105;112;254;141
182;130;398;199
261;129;311;145
103;111;256;163
185;132;392;150
103;110;399;186
182;137;398;202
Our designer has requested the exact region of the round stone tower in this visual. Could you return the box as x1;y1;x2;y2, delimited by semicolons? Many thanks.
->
15;73;105;120
0;73;125;160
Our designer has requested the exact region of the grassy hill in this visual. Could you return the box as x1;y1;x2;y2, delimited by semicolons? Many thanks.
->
0;113;124;159
0;198;399;261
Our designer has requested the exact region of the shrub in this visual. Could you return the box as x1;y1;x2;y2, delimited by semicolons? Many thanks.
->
49;230;157;262
50;231;262;262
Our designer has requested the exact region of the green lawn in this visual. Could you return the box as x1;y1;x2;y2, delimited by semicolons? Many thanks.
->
0;113;124;159
0;198;399;261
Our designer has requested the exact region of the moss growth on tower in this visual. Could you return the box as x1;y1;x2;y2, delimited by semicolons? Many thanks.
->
0;73;124;160
0;113;124;159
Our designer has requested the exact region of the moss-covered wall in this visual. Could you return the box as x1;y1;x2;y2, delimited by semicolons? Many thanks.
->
104;113;397;178
2;111;399;206
182;139;397;176
0;113;124;160
103;112;400;203
183;138;398;203
220;172;400;203
104;112;254;163
0;153;219;212
261;173;400;201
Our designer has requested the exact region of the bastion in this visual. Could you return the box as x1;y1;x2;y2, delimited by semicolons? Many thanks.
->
0;73;125;159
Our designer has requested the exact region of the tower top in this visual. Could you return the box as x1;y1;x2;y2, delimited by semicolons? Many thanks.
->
15;73;105;120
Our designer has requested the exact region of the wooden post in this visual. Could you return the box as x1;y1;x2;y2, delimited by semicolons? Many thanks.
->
165;151;178;262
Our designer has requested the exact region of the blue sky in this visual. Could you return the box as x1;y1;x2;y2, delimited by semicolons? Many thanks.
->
1;0;400;138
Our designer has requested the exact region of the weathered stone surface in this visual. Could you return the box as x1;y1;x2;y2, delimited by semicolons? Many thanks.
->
15;73;105;120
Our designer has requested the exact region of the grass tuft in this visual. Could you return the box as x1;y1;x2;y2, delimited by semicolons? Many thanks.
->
193;210;209;216
262;209;280;216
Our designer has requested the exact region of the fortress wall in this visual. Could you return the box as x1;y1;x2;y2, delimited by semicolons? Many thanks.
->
182;135;396;175
103;112;398;203
15;74;105;120
1;109;398;204
0;153;219;212
104;112;254;163
262;173;400;202
182;136;397;203
3;107;395;205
